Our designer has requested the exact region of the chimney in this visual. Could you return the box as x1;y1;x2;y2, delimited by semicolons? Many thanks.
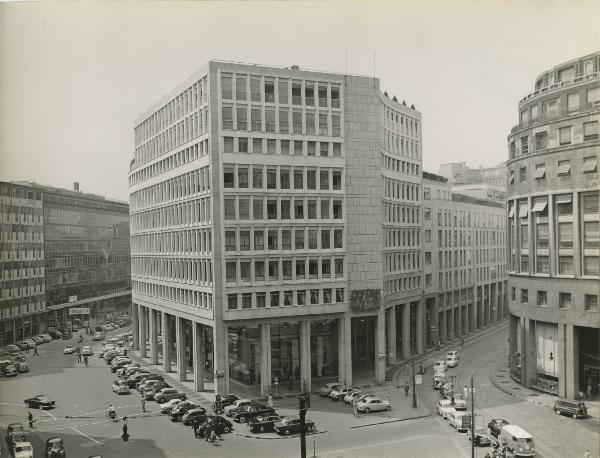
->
73;182;80;192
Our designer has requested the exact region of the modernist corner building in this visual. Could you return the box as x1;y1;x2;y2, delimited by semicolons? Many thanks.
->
128;60;428;396
506;52;600;399
0;181;131;345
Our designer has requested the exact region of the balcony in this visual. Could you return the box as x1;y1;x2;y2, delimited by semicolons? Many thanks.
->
510;101;600;134
518;71;600;106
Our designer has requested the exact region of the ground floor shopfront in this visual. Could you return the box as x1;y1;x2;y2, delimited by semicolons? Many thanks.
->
0;312;47;345
132;300;431;396
509;314;600;400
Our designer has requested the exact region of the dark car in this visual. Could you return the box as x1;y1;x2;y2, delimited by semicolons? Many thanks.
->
218;394;240;408
274;416;315;435
127;372;150;388
170;401;198;421
15;342;29;350
487;418;509;438
136;374;164;388
111;359;132;372
48;331;63;339
6;423;26;449
24;394;56;409
233;405;275;423
181;408;208;426
249;414;283;433
62;332;73;340
203;415;233;434
1;363;18;377
143;382;171;399
45;437;65;457
554;399;588;419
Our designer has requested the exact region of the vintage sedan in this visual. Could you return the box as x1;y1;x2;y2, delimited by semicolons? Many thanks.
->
232;404;275;423
13;441;33;458
63;346;76;355
329;386;360;401
81;346;93;356
452;394;467;411
319;382;342;397
448;411;471;432
181;408;208;426
2;362;18;377
154;388;185;403
45;437;65;457
6;423;26;449
487;418;509;439
24;395;55;409
112;380;130;395
223;399;254;416
249;414;283;433
274;417;315;435
170;401;198;421
344;390;363;404
160;398;183;414
437;399;456;419
15;361;29;373
202;415;233;434
355;396;391;413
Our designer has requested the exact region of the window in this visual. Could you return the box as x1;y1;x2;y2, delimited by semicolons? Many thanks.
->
322;259;331;277
294;170;304;189
267;169;277;189
253;138;262;154
559;292;571;308
307;170;317;189
227;294;238;310
567;93;580;112
238;137;248;153
267;200;277;219
536;222;549;249
531;105;538;121
519;167;527;182
335;258;343;277
556;194;573;215
224;199;236;220
332;171;342;190
225;231;236;251
307;141;316;156
270;291;280;307
264;80;275;103
320;170;329;190
221;75;232;99
559;126;572;146
240;262;251;282
534;163;546;179
520;254;529;273
309;259;318;278
542;98;559;118
223;167;234;188
239;231;250;251
587;87;600;104
521;289;528;304
282;230;291;250
222;106;233;129
424;187;430;200
253;198;263;220
584;221;599;249
308;200;317;219
425;274;432;287
558;223;573;248
584;256;599;276
334;229;343;248
236;76;247;100
557;160;570;176
255;260;265;280
236;107;247;130
308;230;318;249
583;156;598;173
424;208;431;221
585;294;599;311
310;289;319;305
256;292;266;308
333;143;342;157
281;200;291;219
297;290;306;305
511;287;516;301
239;198;249;219
278;80;288;104
584;121;599;141
536;255;549;274
237;168;249;188
537;291;547;306
252;168;263;188
331;86;340;107
254;230;264;250
282;260;292;280
520;137;529;155
268;261;279;280
268;230;278;250
295;229;305;249
321;200;330;219
224;137;234;153
333;200;342;219
321;229;330;248
583;192;599;214
267;139;276;155
535;132;547;151
558;256;573;274
226;262;237;282
425;252;431;265
296;259;305;278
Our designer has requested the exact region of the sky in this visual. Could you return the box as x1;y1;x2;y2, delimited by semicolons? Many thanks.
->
0;0;598;201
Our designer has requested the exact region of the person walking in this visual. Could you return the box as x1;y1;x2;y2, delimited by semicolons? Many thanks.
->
84;355;88;367
76;347;81;363
210;428;217;446
464;385;469;399
353;401;358;418
403;380;410;397
204;426;211;441
33;345;39;356
305;392;311;408
27;411;34;428
141;396;146;413
267;394;273;409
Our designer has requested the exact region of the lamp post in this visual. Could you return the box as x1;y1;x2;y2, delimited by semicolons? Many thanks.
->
411;352;417;408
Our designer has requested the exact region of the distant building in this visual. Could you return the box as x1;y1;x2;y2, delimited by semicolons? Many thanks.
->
0;181;131;344
439;161;507;188
451;183;506;202
422;172;508;347
506;52;599;399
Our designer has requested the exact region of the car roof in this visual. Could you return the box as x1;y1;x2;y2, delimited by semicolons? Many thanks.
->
502;424;532;438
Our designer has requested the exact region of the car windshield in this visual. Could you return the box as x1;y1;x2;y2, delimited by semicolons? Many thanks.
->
16;445;32;451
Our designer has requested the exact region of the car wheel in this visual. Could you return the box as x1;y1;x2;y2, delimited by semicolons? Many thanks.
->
259;425;265;432
284;428;290;435
386;405;391;411
555;410;561;415
306;425;313;432
240;417;246;423
365;408;370;414
572;413;577;419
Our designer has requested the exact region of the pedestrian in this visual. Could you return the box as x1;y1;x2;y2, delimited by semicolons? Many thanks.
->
27;411;34;428
587;380;593;400
464;385;468;399
33;345;39;356
387;392;392;404
403;380;410;396
84;355;88;367
460;337;464;347
210;428;217;445
122;422;128;436
305;392;311;408
267;394;273;409
193;421;200;438
353;402;358;418
204;426;211;441
141;396;146;412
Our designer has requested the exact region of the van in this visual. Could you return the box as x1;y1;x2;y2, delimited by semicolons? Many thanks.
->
553;399;587;419
498;424;535;457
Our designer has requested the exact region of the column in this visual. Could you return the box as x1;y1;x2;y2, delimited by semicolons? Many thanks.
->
132;304;140;351
402;303;411;359
300;321;311;392
456;302;462;338
523;318;536;388
213;322;228;394
375;307;386;384
565;324;579;399
448;305;455;341
149;309;158;365
176;317;186;382
138;304;147;358
572;193;581;277
439;309;447;343
386;306;396;364
260;323;272;397
316;337;324;376
415;301;424;354
162;312;172;373
192;322;205;392
558;323;566;398
338;315;352;386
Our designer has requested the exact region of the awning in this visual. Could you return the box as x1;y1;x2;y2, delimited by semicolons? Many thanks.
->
555;194;572;204
534;167;546;179
509;172;515;183
531;200;547;212
557;163;571;176
508;206;515;218
583;159;597;173
518;205;529;218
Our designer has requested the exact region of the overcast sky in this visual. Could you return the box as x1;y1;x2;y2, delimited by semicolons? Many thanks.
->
0;1;598;201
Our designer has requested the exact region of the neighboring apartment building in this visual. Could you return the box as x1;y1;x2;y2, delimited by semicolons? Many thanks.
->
439;161;507;188
128;61;423;396
506;52;600;399
0;181;131;345
422;172;508;347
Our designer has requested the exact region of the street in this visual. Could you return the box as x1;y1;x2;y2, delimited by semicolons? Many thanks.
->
1;325;598;458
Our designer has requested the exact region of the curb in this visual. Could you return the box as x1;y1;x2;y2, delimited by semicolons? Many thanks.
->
349;412;431;429
233;429;327;440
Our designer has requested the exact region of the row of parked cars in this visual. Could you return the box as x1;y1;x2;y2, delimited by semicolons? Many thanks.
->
5;422;64;458
319;383;392;413
0;344;29;376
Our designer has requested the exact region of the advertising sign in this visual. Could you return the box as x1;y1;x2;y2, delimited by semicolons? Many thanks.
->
69;307;90;315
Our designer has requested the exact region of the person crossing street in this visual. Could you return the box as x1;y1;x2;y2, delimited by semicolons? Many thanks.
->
403;380;410;396
27;411;34;428
33;345;39;356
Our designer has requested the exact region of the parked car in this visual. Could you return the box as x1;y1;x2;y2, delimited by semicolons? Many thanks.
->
452;394;467;411
48;330;63;339
13;441;33;458
16;341;30;350
433;374;445;390
1;361;18;377
24;394;55;409
498;424;535;457
15;361;29;373
319;382;342;397
329;386;360;401
154;388;186;403
232;405;275;423
143;382;171;399
440;383;454;400
553;399;588;419
117;363;140;377
214;394;240;410
6;423;26;449
45;437;65;457
63;346;76;355
344;390;363;404
127;372;150;388
448;412;471;432
3;344;22;352
487;418;509;439
355;396;391;413
181;408;208;426
31;336;44;345
39;334;53;343
24;339;37;349
82;346;93;356
112;380;130;395
249;414;283;433
170;401;199;421
433;360;448;371
224;399;254;416
202;415;234;434
160;398;183;414
446;354;459;368
437;399;456;419
93;333;105;341
274;417;315;435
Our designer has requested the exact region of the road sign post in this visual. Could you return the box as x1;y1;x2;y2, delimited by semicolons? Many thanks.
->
273;376;279;398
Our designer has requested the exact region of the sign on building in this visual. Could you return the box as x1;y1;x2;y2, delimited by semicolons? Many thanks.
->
69;307;90;315
68;295;78;303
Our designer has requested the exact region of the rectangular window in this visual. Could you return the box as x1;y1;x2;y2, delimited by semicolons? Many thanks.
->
307;141;316;156
225;231;236;251
332;114;341;137
537;290;547;306
253;138;262;154
239;231;250;251
333;143;342;157
583;121;599;141
559;292;571;308
267;169;277;189
536;222;549;249
583;156;598;173
584;256;599;276
295;229;305;249
331;86;340;107
306;111;315;134
279;109;289;133
559;126;572;146
280;169;290;189
265;109;275;132
294;170;304;189
321;229;330;249
519;167;527;182
267;200;277;219
535;132;548;151
238;137;248;153
222;106;233;129
269;261;279;280
511;287;516;301
587;87;600;104
294;200;304;219
567;93;580;112
320;170;329;190
251;108;262;131
253;198;263;220
334;229;343;248
267;139;276;155
558;256;573;274
281;199;291;219
278;80;288;104
221;75;232;99
264;80;275;103
256;292;266;308
240;261;251;282
556;195;573;215
536;255;549;274
332;171;342;190
254;230;264;250
322;259;331;277
542;98;559;118
252;168;263;188
520;254;529;273
254;260;265;280
227;294;238;310
268;230;278;250
308;230;318;249
520;136;529;155
321;200;330;219
270;291;280;307
226;261;237;282
585;294;599;311
296;259;305;278
236;107;247;130
534;163;546;179
250;78;261;102
292;82;302;105
238;168;249;188
224;199;236;220
583;192;600;214
282;260;292;279
307;170;316;189
424;230;431;242
308;200;317;219
236;76;247;100
239;198;250;219
282;230;291;250
309;260;318;278
584;221;600;248
425;252;432;265
293;110;302;133
558;223;573;248
297;290;306;305
557;160;570;176
336;288;345;302
521;288;528;304
223;166;235;188
333;200;343;219
310;289;319;304
280;140;290;155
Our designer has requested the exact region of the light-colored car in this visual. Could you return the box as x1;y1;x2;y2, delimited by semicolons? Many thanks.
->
448;411;471;432
112;380;130;395
93;332;105;341
39;334;53;343
31;336;45;345
23;339;37;348
319;383;342;397
434;360;448;371
153;388;186;403
452;394;467;411
446;354;459;368
224;399;253;415
13;441;33;458
437;399;456;419
329;386;360;401
63;346;76;354
344;390;363;404
160;398;183;413
355;396;391;413
82;345;93;356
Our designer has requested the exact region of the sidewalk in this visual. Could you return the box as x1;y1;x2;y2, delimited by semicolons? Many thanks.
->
489;361;600;420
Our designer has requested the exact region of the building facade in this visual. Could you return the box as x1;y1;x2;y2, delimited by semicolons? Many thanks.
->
422;172;508;348
0;181;131;345
129;61;425;396
439;161;507;188
506;52;600;399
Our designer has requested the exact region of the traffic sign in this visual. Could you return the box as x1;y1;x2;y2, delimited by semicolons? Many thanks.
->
415;375;423;385
273;376;279;385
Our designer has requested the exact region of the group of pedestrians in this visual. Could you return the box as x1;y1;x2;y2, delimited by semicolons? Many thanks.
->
192;421;221;445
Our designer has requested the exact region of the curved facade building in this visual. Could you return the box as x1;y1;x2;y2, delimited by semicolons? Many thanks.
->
507;52;600;399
